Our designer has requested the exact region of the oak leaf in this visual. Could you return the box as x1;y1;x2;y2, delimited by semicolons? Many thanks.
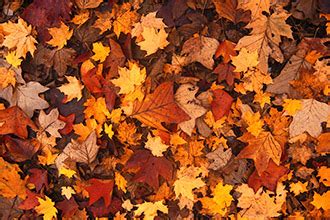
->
289;99;330;138
1;18;37;58
131;82;190;131
0;106;37;138
238;131;282;175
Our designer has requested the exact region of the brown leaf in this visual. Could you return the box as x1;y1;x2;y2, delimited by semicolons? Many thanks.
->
3;136;39;162
316;133;330;154
0;106;37;139
131;82;190;131
212;0;250;23
214;63;239;86
27;169;48;192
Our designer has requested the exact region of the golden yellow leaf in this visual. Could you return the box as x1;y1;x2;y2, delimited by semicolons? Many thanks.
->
104;123;114;139
0;157;27;199
253;91;271;108
283;99;302;116
59;167;76;178
289;181;308;196
145;133;169;157
47;22;73;49
113;3;139;37
59;76;84;102
318;166;330;187
0;67;16;88
5;51;22;68
111;61;146;94
61;186;76;200
232;48;258;72
115;172;127;193
1;18;37;58
117;121;142;145
91;42;110;62
73;118;102;141
38;147;58;166
311;191;330;210
243;111;264;137
84;97;110;124
137;27;169;56
35;196;58;220
134;201;168;220
93;11;113;34
71;11;90;26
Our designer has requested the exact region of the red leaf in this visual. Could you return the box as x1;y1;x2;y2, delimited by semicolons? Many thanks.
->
125;150;173;190
213;63;239;86
27;168;49;192
248;160;289;192
56;198;79;218
89;197;122;218
18;190;39;210
215;40;237;63
59;114;75;135
3;136;39;162
211;89;233;121
81;68;103;94
85;179;114;207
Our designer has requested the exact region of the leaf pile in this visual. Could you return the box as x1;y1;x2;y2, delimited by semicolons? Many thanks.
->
0;0;329;219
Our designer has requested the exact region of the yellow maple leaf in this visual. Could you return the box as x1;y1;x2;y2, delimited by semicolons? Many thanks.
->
47;22;73;49
134;201;168;220
59;167;76;178
0;67;16;88
84;97;110;124
93;11;114;34
73;118;102;141
200;182;233;215
61;186;76;200
111;61;146;94
232;48;258;72
243;111;264;137
289;181;308;196
59;76;84;102
1;17;37;58
311;191;330;210
115;172;127;193
137;27;169;56
104;123;114;139
38;147;58;166
5;51;22;68
91;42;110;62
72;11;90;26
113;3;139;37
253;91;271;108
145;133;169;157
35;196;58;220
0;157;27;199
283;99;302;116
109;108;122;124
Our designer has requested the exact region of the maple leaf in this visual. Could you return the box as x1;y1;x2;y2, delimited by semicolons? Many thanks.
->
248;160;288;192
131;82;190;131
111;61;146;95
113;3;139;37
235;7;293;73
55;131;100;169
311;191;330;210
125;150;173;190
34;46;76;76
134;201;168;220
212;0;250;23
238;131;282;175
206;147;232;170
289;181;308;196
213;63;240;86
0;67;16;89
175;84;207;135
179;36;219;69
35;196;58;220
93;11;113;34
145;133;169;157
47;21;73;49
1;18;37;58
0;106;37;138
289;99;330;138
238;0;270;18
85;178;114;207
232;48;258;72
5;51;22;68
91;42;110;62
115;172;127;193
283;99;302;116
317;166;330;187
27;168;48;192
0;157;27;200
215;40;237;63
174;166;206;201
0;81;49;117
137;27;169;56
84;97;110;124
75;0;103;9
59;76;84;103
38;109;65;138
61;186;75;200
200;182;233;215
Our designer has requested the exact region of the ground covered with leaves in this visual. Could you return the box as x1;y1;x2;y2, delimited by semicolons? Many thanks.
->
0;0;329;219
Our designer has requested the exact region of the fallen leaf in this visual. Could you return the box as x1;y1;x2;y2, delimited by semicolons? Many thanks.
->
59;76;84;103
85;178;114;207
134;201;168;220
211;89;233;121
311;191;330;210
131;82;190;131
144;133;169;157
206;146;232;170
75;0;103;9
35;196;58;220
137;27;169;56
215;40;237;63
3;136;39;162
91;42;110;62
38;109;65;137
47;22;73;49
